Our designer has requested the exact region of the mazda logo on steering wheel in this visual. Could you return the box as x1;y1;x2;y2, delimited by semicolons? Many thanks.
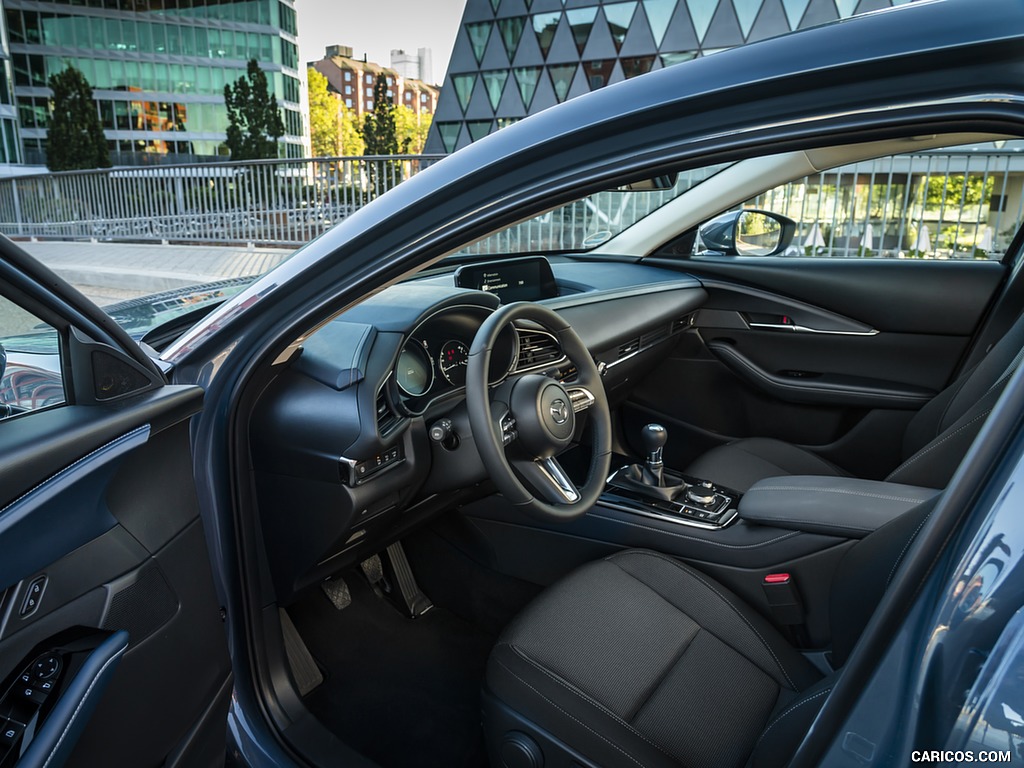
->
549;399;569;424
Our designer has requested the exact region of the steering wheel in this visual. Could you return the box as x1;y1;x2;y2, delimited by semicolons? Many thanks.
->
466;302;612;521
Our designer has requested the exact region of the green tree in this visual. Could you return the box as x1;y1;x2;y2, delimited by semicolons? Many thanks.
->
360;73;408;156
925;174;993;208
360;74;410;194
223;59;285;160
340;103;364;155
307;66;339;157
394;105;432;154
46;66;110;171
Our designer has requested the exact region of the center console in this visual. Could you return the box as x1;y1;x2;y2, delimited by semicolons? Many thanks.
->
602;423;739;530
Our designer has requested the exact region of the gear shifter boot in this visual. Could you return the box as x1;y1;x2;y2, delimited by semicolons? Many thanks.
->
612;463;685;503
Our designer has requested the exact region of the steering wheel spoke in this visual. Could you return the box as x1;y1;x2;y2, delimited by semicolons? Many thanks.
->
514;456;580;505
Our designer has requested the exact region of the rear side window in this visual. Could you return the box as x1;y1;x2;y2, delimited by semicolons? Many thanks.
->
0;296;64;416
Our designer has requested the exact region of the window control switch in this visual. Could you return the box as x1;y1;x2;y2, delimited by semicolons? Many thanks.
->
0;720;23;748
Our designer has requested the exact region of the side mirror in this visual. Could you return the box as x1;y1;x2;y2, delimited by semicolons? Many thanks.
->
613;173;678;191
698;209;796;257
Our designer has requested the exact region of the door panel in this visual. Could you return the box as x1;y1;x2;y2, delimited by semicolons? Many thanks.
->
624;257;1007;479
0;388;231;768
663;252;1005;334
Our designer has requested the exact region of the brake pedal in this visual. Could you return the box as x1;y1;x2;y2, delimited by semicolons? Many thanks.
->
360;554;384;586
321;576;351;611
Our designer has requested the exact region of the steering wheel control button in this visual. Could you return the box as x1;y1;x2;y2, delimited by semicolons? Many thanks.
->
500;414;518;446
567;386;595;412
19;576;46;618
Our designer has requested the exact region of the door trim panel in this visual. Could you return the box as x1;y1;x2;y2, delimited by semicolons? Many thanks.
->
0;427;150;589
16;630;129;768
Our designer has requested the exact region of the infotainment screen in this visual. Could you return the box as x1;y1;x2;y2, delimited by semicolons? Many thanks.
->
453;256;558;303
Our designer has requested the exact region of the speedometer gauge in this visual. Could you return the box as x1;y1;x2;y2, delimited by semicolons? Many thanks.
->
396;341;433;396
438;340;469;386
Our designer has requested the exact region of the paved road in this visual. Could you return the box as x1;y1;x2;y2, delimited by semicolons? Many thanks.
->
14;239;295;307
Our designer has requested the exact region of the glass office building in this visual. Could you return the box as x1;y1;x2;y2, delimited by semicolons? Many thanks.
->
5;0;303;166
426;0;911;154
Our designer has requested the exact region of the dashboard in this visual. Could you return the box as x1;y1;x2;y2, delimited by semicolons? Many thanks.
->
249;256;707;603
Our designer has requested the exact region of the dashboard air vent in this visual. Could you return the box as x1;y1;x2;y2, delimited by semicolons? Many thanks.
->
376;390;400;435
618;339;640;359
516;330;563;371
640;325;671;349
673;314;693;333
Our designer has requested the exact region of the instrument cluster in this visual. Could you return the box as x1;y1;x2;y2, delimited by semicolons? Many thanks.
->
393;306;517;414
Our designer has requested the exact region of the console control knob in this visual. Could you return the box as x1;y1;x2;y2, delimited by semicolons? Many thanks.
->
686;484;718;506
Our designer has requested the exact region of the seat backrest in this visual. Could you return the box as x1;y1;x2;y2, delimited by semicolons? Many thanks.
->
885;312;1024;488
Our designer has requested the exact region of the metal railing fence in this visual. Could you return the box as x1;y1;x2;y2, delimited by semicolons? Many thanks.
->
743;150;1024;260
0;155;444;246
459;152;1024;260
2;151;1024;258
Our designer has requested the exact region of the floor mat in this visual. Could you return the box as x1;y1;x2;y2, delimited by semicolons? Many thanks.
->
288;572;495;767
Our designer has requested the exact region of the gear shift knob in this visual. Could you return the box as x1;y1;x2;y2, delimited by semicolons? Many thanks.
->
640;423;668;466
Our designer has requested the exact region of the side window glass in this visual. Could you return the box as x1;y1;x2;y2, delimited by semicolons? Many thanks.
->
718;141;1022;260
0;296;65;416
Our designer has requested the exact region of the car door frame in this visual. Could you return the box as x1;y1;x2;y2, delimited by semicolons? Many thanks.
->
0;238;233;768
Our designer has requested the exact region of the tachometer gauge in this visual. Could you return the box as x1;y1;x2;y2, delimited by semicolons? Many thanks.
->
396;341;434;396
438;340;469;386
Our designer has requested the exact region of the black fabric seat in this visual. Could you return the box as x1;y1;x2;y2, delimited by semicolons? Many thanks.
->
685;313;1024;492
483;501;935;768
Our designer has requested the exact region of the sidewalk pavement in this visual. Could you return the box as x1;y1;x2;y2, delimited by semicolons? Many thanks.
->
14;239;295;306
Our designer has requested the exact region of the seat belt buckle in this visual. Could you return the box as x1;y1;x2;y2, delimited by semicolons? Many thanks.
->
762;573;804;625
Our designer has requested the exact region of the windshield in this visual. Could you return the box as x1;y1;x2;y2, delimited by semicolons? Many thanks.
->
452;163;732;256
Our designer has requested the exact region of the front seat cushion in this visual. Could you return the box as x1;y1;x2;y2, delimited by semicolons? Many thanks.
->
685;436;850;493
484;549;823;768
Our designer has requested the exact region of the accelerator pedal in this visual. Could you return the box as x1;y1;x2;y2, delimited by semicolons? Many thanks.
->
385;542;434;618
280;609;323;696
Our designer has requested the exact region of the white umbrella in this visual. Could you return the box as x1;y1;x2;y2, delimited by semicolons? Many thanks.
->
915;225;931;253
979;226;994;251
862;223;874;251
804;223;825;248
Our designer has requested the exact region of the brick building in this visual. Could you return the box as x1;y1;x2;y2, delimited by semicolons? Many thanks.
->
310;45;439;120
